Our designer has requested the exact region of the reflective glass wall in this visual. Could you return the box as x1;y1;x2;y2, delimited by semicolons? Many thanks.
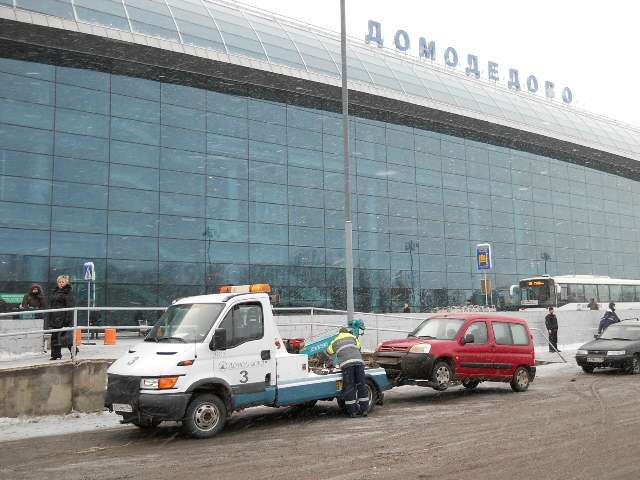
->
1;56;640;313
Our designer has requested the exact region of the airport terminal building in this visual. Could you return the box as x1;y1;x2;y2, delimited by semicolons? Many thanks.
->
1;0;640;312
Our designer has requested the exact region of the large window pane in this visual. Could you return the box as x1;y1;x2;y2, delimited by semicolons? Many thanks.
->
15;0;74;19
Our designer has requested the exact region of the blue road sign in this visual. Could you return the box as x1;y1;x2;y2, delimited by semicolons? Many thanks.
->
476;244;492;270
83;261;95;281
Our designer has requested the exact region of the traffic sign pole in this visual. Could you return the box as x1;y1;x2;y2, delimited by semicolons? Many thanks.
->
476;244;492;307
83;262;96;338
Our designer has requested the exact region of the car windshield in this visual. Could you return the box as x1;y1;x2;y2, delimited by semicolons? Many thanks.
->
410;318;465;340
600;324;640;341
146;303;224;343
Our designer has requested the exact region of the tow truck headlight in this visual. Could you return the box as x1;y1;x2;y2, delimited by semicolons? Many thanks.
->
140;376;179;390
409;343;431;354
141;378;159;389
576;349;588;355
607;350;626;356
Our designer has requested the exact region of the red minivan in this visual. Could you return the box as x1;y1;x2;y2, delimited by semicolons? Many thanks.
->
374;313;536;392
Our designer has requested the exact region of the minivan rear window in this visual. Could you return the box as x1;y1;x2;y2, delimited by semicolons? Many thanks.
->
493;322;529;345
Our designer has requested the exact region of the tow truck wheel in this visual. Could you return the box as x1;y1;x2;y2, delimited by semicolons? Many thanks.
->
510;366;531;392
337;380;378;415
182;393;227;439
431;361;453;391
365;379;378;414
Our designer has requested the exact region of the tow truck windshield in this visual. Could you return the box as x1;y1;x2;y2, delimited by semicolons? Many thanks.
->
146;303;225;343
410;318;465;340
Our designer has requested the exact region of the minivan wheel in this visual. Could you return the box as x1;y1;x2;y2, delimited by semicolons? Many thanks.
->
431;361;453;391
462;379;480;390
181;393;227;439
510;366;531;392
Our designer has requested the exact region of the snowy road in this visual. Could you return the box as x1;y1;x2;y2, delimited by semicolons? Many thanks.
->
1;362;640;480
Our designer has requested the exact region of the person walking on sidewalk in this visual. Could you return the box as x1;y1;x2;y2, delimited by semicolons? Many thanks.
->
327;327;369;417
545;306;559;352
48;275;76;360
20;284;48;352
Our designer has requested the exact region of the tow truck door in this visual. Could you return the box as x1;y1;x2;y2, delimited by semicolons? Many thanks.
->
215;301;276;406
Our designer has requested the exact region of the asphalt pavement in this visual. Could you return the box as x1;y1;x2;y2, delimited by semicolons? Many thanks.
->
2;360;640;480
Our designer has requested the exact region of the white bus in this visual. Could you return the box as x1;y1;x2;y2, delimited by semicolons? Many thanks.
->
511;275;640;310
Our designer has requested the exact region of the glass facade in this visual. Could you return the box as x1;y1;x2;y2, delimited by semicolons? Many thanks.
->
4;0;640;160
2;56;640;312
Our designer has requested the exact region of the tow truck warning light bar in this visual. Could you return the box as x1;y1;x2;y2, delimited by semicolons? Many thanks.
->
219;284;272;294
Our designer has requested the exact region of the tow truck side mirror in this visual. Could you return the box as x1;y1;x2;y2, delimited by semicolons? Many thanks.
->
462;334;475;345
210;328;227;351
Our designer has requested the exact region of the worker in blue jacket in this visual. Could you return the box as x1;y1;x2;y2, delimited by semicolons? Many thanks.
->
327;327;368;417
598;302;621;334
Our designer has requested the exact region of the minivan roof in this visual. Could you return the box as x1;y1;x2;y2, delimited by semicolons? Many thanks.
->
431;313;528;324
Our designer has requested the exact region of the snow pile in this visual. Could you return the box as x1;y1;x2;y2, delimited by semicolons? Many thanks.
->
0;411;127;442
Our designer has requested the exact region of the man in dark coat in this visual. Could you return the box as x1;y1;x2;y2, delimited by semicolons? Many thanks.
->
545;306;559;352
48;275;75;360
598;302;621;335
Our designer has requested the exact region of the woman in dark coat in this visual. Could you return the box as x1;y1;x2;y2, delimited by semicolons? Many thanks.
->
21;284;47;311
21;284;48;352
48;275;75;360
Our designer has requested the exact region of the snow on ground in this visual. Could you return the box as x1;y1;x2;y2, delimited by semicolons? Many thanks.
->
0;337;142;370
0;350;43;362
0;411;129;442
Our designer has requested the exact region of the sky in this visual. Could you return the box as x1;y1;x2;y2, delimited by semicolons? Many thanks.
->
241;0;640;128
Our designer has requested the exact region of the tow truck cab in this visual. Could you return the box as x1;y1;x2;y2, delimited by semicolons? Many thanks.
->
105;284;390;438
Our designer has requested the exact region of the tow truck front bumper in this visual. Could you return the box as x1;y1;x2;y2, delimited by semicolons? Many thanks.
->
105;374;191;422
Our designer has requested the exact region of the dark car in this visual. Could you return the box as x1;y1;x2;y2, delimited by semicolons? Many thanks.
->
575;320;640;374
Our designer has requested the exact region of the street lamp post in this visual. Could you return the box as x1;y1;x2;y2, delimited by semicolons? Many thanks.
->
340;0;354;324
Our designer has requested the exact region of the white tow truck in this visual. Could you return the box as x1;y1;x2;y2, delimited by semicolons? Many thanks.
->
105;284;391;438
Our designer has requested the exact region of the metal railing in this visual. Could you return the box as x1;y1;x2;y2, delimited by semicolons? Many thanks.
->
0;306;413;360
0;307;167;361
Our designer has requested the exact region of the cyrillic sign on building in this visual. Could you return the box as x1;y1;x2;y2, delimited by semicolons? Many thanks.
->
365;20;573;104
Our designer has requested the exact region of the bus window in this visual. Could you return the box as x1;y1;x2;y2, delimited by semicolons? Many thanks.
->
609;285;622;303
519;278;554;306
622;285;635;302
567;284;585;303
597;285;610;302
635;286;640;302
584;284;597;302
